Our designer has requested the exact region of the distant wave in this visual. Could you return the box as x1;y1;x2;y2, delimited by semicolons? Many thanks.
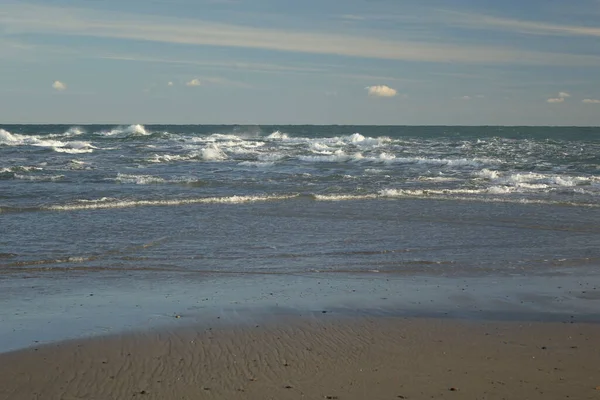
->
0;128;96;153
97;124;150;137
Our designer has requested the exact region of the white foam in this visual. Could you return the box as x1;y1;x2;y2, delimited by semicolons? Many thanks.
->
0;128;95;153
313;194;378;201
115;173;166;185
46;194;299;211
299;150;363;163
148;154;192;163
416;176;460;183
0;166;43;173
101;124;149;137
475;169;500;180
267;131;288;139
0;129;18;144
199;144;227;161
238;161;275;168
14;174;64;182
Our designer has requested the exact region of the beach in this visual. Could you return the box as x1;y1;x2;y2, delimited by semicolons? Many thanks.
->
2;316;600;400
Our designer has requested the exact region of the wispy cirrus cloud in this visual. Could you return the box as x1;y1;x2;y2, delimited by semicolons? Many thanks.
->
439;9;600;38
582;98;600;104
2;3;600;66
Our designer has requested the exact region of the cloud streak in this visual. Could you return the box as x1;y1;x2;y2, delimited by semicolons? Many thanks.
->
439;10;600;38
582;99;600;104
2;3;600;66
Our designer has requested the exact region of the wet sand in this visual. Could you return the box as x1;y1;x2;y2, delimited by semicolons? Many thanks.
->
1;316;599;400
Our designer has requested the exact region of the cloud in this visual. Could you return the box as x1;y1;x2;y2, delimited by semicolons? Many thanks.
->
52;80;66;91
366;85;397;97
339;14;366;21
547;91;570;103
459;95;471;100
167;81;174;86
185;78;201;87
582;99;600;104
438;9;600;38
3;3;600;66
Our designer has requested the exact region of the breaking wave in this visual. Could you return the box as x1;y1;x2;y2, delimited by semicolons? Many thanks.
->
46;194;299;211
0;128;96;153
99;124;150;137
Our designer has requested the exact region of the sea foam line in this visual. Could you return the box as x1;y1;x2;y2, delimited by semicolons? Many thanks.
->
45;194;299;211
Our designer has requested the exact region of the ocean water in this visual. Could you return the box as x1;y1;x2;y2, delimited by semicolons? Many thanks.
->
1;125;600;349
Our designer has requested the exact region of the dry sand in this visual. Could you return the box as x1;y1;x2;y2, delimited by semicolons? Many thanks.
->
1;316;599;400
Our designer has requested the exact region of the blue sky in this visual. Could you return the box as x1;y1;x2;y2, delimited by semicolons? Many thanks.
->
1;0;600;125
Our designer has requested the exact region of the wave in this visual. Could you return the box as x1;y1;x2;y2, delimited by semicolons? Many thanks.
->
473;170;598;194
114;174;205;185
0;128;95;153
13;174;64;182
267;130;288;139
45;194;299;211
199;144;227;161
314;190;600;208
98;124;150;137
115;173;166;185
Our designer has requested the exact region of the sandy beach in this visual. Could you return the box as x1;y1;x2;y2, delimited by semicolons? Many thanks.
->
1;316;599;400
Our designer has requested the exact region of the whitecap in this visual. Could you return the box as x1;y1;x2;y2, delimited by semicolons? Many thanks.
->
115;173;166;185
100;124;150;137
46;194;299;211
267;131;288;139
199;144;227;161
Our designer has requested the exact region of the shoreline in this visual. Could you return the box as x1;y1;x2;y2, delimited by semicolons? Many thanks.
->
2;270;600;354
2;315;599;399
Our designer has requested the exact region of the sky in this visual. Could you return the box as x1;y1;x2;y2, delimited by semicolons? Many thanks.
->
1;0;600;125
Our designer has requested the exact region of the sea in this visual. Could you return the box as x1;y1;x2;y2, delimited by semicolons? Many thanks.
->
1;125;599;351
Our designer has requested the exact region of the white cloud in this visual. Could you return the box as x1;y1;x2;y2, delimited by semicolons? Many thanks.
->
547;92;571;103
185;78;201;87
3;3;600;66
459;95;471;100
366;85;397;97
52;80;66;91
167;81;174;86
582;99;600;104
